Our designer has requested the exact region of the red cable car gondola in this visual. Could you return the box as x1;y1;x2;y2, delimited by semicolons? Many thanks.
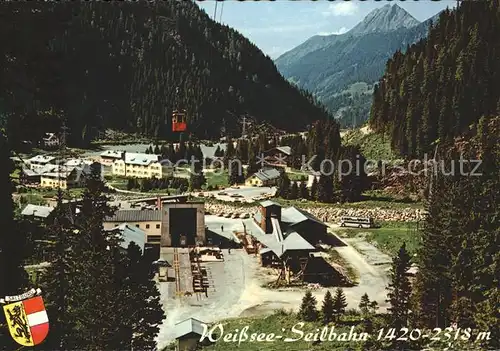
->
172;109;187;132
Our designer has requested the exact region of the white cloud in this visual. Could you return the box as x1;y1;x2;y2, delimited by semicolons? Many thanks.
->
241;23;321;35
317;27;348;36
322;2;359;17
267;46;285;59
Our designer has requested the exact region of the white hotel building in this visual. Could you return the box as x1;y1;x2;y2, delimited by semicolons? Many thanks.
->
109;152;172;179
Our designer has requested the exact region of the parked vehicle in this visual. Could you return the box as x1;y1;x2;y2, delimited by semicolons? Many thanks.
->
339;216;374;229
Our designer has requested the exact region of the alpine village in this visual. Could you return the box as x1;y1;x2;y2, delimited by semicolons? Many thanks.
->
0;1;498;351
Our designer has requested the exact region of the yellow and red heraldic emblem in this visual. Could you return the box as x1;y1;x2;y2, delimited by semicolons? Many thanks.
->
0;288;49;346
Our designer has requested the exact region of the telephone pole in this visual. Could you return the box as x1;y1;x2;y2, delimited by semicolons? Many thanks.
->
241;115;251;139
57;122;69;190
242;115;247;138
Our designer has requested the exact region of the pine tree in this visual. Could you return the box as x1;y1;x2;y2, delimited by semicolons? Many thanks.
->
359;292;378;316
246;145;260;178
332;288;347;320
41;190;78;350
310;176;318;201
288;181;298;200
140;178;152;192
339;146;366;202
317;174;333;203
114;243;165;350
387;243;412;330
189;146;206;190
298;290;318;322
276;171;290;199
299;180;309;199
224;138;235;163
227;158;242;186
70;164;122;349
413;174;455;329
126;178;135;190
214;145;223;158
321;290;334;325
0;130;28;349
359;293;371;315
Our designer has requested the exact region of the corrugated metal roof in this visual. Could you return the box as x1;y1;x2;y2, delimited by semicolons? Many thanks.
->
252;168;281;181
265;146;292;156
65;159;84;167
282;231;315;251
174;318;206;339
21;204;54;218
123;152;160;166
253;211;262;223
105;210;162;222
264;225;314;257
246;215;313;258
206;228;241;244
242;218;264;236
281;207;325;227
108;223;146;253
242;218;277;248
100;150;124;158
260;200;281;208
28;155;56;163
36;164;59;174
22;168;39;177
271;217;283;242
275;146;292;155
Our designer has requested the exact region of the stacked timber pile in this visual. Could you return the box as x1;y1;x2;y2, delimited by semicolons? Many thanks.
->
204;203;425;222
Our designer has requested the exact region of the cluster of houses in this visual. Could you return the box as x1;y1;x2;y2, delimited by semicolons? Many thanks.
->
16;142;302;191
16;150;175;189
244;146;292;187
20;155;97;189
20;203;147;255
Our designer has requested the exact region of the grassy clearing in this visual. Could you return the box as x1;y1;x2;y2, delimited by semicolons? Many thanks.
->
17;193;47;206
338;221;421;256
106;176;128;189
204;170;229;189
18;187;85;200
286;169;309;181
342;128;399;162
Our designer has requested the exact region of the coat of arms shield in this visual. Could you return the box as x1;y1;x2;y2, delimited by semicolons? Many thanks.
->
1;288;49;346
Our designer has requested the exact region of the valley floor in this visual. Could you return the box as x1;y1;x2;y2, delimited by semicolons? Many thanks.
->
156;222;392;350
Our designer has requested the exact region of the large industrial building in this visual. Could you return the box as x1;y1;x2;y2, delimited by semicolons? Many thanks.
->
160;201;206;249
104;210;163;245
241;201;349;286
103;195;207;249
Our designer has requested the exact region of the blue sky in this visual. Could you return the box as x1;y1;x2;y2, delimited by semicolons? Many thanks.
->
197;0;456;59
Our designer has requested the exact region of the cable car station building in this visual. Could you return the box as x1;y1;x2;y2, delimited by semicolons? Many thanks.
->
160;198;206;249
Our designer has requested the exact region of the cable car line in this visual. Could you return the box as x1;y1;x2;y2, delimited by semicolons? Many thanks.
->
219;1;224;23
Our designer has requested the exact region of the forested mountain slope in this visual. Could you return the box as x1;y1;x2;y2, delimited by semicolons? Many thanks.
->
414;115;499;348
370;0;500;157
0;1;330;147
275;5;439;128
